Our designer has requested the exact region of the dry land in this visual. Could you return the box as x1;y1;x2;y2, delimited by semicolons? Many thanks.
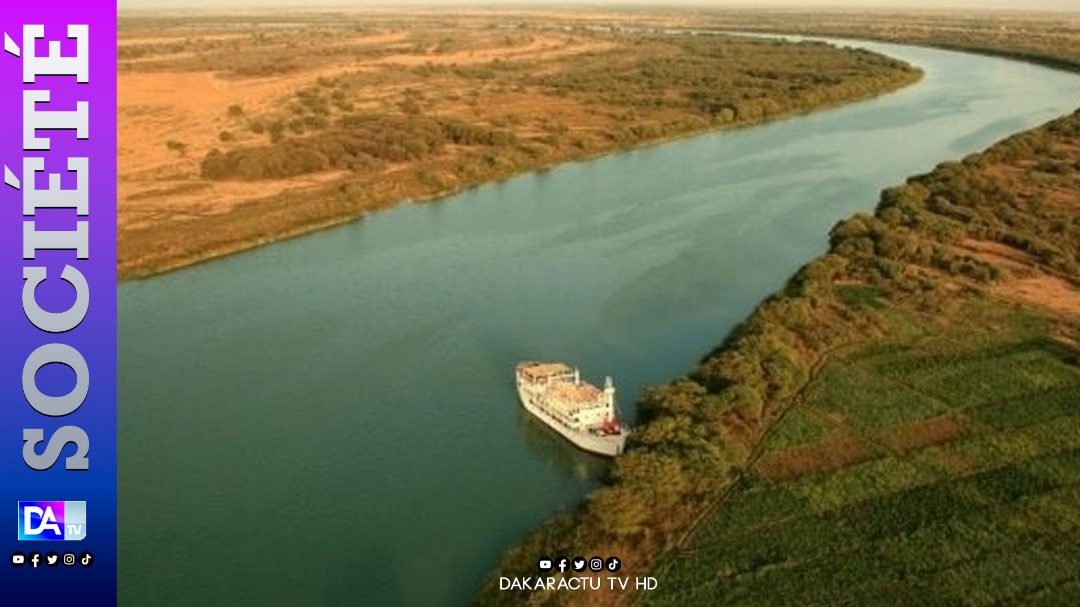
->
116;11;920;278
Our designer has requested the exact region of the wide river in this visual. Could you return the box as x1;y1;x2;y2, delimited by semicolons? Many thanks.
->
118;40;1080;606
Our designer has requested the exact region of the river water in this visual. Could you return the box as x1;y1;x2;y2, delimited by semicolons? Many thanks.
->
118;40;1080;606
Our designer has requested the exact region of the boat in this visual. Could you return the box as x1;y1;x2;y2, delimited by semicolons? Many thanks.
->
515;362;630;457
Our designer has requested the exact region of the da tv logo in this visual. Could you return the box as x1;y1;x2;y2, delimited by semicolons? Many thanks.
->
18;502;86;541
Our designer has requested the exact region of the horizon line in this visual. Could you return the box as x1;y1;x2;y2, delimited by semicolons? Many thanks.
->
117;3;1080;15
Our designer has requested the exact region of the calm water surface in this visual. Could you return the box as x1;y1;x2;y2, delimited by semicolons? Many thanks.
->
119;41;1080;606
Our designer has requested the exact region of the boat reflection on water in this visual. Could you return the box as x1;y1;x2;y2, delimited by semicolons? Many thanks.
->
516;407;611;482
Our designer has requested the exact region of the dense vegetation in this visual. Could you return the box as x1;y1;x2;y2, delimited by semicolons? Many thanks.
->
118;24;920;278
196;35;916;182
476;108;1080;606
200;115;516;180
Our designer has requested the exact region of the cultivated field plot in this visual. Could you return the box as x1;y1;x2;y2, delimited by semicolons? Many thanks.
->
644;299;1080;606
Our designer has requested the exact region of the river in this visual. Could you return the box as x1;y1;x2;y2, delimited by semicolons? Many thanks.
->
118;40;1080;606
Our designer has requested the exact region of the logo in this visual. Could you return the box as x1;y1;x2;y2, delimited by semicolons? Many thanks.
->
29;552;41;568
79;552;93;567
11;552;25;567
589;557;603;572
556;557;568;573
571;556;586;572
63;552;76;567
606;556;621;572
537;557;552;572
17;501;86;541
45;552;59;567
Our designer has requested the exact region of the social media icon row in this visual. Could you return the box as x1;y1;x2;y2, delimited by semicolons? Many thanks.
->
537;555;620;573
11;551;93;568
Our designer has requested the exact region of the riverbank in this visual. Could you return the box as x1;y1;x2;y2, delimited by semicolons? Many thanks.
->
475;19;1080;605
640;106;1080;605
117;16;920;279
692;10;1080;75
475;103;1080;605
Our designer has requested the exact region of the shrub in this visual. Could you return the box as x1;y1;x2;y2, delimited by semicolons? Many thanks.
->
164;140;187;156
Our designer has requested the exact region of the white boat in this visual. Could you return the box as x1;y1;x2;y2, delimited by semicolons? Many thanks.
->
515;362;630;457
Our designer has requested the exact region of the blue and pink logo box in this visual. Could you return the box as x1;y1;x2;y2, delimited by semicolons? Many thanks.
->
17;501;86;541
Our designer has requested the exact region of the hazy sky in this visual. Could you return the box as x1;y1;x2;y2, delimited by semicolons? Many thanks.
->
118;0;1080;12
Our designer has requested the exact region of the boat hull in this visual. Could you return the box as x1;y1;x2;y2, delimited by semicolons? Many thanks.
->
516;386;628;457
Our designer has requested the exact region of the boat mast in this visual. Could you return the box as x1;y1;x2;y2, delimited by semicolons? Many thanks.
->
603;376;616;419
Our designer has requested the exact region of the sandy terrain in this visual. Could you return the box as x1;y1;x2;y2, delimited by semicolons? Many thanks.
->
956;239;1080;318
118;33;252;46
120;171;349;231
117;29;613;235
992;276;1080;318
957;238;1039;274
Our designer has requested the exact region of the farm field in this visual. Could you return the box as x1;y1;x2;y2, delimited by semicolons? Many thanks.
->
646;297;1080;606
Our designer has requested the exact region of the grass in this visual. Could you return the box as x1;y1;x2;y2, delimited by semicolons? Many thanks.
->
788;456;935;512
801;364;950;432
759;408;832;451
970;386;1080;430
